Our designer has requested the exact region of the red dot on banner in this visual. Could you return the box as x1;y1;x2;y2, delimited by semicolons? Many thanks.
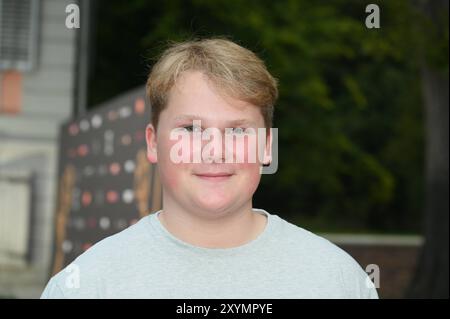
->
134;98;145;114
109;162;121;175
108;110;118;121
82;191;92;206
69;124;79;136
87;217;97;228
106;190;119;203
134;131;145;142
78;144;89;157
82;243;92;251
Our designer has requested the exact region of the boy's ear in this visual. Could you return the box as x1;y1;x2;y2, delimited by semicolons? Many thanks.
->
145;123;158;163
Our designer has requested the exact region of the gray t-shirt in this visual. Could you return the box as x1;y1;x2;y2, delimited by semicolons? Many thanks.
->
41;209;378;299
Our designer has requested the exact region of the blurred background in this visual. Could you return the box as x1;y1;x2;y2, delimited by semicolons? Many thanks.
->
0;0;448;299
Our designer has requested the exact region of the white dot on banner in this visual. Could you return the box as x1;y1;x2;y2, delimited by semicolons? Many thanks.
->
104;131;114;140
73;218;85;230
104;130;114;156
119;106;131;118
122;189;134;203
62;240;73;253
105;147;114;156
124;160;135;173
80;119;90;131
91;115;103;128
99;217;111;230
83;166;95;176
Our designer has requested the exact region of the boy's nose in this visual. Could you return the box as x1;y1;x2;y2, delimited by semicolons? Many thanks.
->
200;130;228;163
202;140;225;164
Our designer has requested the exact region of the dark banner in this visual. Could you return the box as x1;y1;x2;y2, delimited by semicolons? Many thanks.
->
51;87;162;275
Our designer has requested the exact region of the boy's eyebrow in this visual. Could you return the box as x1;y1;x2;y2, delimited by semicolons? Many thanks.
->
173;114;203;121
173;115;257;126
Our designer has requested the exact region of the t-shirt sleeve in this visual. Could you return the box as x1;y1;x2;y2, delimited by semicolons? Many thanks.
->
340;256;379;299
40;277;67;299
40;261;102;299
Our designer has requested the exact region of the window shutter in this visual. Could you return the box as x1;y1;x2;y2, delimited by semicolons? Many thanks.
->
0;0;40;71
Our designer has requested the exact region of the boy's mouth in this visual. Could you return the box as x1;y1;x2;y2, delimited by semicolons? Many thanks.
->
193;172;234;182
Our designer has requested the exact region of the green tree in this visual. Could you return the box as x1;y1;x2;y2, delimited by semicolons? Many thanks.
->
88;0;439;237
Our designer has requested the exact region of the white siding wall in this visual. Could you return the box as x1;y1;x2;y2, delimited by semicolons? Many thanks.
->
0;172;32;268
0;0;77;298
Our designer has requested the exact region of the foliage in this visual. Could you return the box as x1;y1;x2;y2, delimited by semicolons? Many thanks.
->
88;0;448;233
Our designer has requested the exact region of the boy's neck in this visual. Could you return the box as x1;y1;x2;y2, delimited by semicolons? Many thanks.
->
157;201;267;249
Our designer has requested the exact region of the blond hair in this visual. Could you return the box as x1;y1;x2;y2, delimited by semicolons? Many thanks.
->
146;38;278;129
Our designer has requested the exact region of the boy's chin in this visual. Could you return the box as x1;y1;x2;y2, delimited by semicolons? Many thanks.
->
192;198;237;217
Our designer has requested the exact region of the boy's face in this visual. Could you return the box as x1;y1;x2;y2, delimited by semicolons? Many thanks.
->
146;71;269;218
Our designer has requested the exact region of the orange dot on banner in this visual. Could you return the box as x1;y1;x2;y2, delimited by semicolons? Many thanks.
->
81;191;92;206
109;162;121;175
106;190;119;203
134;98;145;114
78;144;89;157
121;134;132;145
108;110;118;121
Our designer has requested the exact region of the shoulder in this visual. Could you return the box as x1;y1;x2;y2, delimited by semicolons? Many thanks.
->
41;215;153;298
272;215;353;261
270;214;379;298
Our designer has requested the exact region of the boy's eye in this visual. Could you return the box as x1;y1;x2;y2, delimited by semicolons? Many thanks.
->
178;126;248;134
181;125;202;133
232;127;245;134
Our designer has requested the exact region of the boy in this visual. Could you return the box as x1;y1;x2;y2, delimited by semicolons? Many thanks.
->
41;38;378;299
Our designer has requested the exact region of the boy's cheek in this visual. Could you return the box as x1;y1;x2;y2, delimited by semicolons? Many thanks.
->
235;163;262;187
158;161;187;191
157;147;184;191
232;138;267;165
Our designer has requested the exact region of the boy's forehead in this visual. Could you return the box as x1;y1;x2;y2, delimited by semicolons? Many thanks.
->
165;72;264;125
172;114;259;126
170;72;235;107
165;104;264;127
